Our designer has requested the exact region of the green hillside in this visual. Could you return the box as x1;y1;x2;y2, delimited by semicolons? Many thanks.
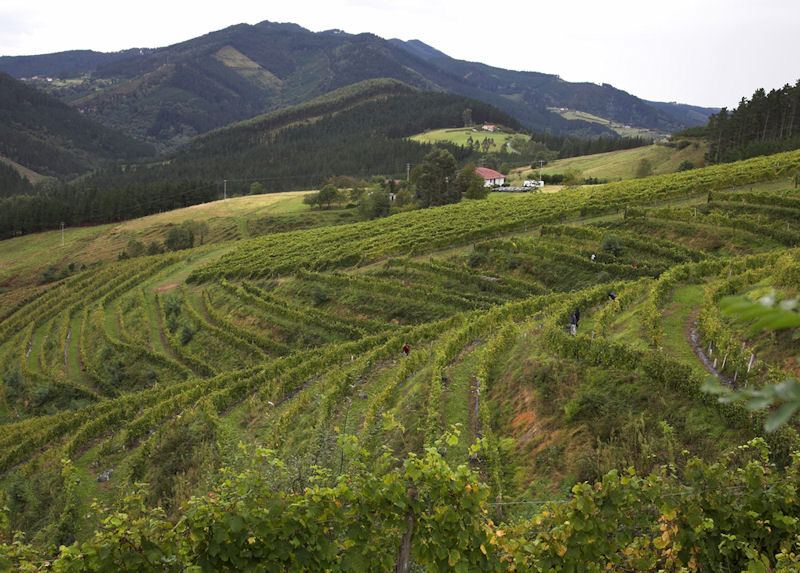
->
0;23;695;151
2;151;800;569
78;79;524;192
548;107;668;139
533;138;709;181
0;72;154;180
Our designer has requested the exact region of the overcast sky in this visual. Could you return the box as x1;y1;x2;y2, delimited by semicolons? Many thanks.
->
1;0;797;109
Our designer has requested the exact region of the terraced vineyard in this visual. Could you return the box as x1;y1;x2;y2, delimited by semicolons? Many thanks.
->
2;150;800;569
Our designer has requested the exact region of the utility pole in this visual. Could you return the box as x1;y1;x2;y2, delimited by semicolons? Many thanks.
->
406;163;410;181
538;160;544;182
223;179;227;200
61;222;64;246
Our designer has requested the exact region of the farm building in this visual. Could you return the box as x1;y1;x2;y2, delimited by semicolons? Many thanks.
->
476;167;505;187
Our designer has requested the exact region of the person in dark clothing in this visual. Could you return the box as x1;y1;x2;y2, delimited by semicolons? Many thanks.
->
402;343;410;356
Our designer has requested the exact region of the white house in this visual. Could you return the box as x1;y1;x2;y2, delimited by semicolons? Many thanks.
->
476;167;505;187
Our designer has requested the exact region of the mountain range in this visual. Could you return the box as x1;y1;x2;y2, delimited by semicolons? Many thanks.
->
0;21;717;156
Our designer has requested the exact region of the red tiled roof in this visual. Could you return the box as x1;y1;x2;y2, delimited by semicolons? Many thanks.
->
475;167;504;180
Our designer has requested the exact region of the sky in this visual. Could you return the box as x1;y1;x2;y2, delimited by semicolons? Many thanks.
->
1;0;798;109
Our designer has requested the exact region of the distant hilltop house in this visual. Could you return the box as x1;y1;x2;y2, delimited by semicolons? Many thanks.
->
476;167;505;187
482;124;495;132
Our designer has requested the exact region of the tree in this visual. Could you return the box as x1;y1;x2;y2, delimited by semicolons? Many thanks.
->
164;225;194;251
562;168;584;187
358;189;391;219
249;182;265;195
124;238;145;258
393;187;413;207
413;149;459;207
462;108;473;127
318;184;341;209
182;220;209;245
456;163;488;200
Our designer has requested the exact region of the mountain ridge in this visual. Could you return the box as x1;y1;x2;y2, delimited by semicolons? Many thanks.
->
0;21;715;151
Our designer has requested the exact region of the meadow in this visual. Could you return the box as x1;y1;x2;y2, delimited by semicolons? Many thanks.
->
530;138;708;181
409;127;513;148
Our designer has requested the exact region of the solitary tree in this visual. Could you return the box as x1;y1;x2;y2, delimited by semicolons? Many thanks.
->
318;184;341;209
164;225;194;251
413;149;459;207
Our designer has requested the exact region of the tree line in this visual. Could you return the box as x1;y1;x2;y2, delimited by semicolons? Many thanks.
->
0;180;217;239
706;80;800;163
527;130;650;161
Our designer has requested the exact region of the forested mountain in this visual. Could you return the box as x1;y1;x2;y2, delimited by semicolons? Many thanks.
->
0;160;34;198
81;79;525;192
707;80;800;163
645;100;719;128
391;43;685;133
0;73;155;179
0;21;702;151
0;49;145;80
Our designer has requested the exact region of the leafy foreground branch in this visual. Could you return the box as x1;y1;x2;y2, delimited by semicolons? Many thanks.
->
3;435;800;571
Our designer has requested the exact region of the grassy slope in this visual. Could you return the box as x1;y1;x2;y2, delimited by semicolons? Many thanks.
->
532;139;709;181
409;127;513;148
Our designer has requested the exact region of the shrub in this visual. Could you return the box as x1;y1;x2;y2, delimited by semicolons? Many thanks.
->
468;250;487;268
601;235;622;256
178;322;195;345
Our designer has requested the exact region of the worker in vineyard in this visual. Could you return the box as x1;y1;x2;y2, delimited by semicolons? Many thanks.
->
402;343;410;356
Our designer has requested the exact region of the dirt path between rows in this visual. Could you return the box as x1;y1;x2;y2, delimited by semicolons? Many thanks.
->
684;308;735;386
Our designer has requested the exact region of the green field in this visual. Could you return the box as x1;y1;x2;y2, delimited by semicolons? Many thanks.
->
410;126;514;148
2;150;800;569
